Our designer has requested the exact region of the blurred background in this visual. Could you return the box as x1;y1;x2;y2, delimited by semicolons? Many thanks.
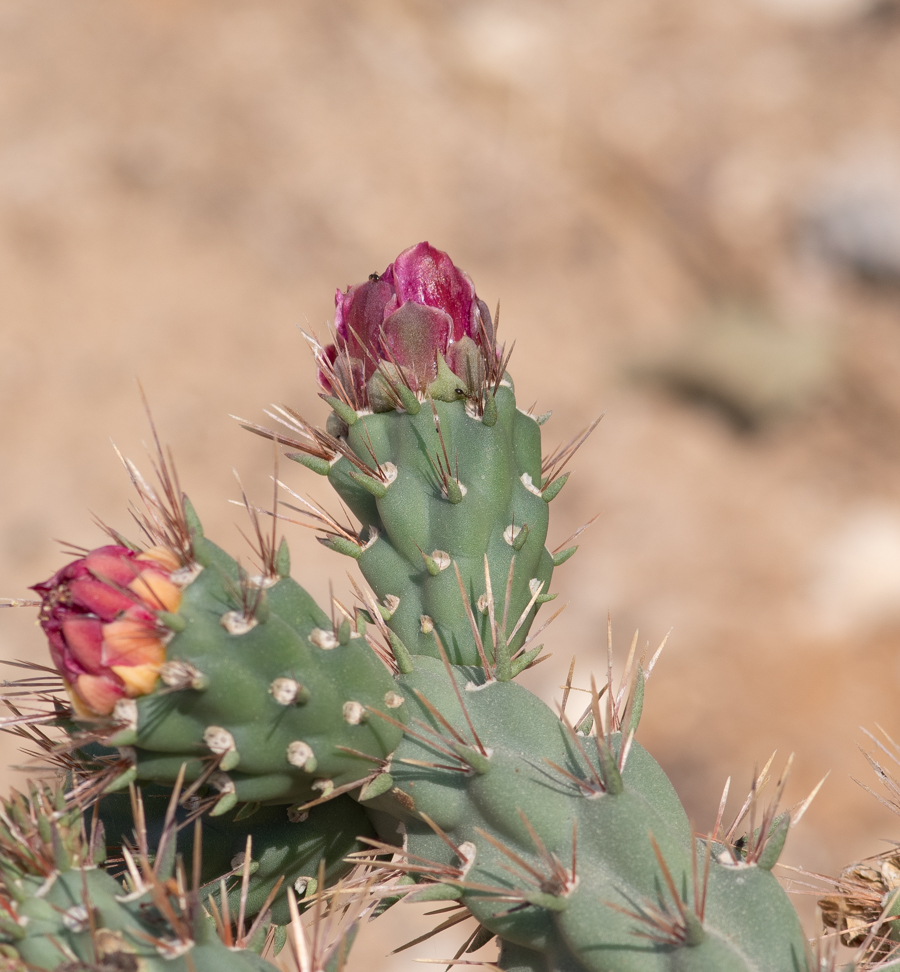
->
4;0;900;964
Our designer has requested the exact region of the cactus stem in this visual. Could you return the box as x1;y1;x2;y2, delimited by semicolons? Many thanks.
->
474;811;577;903
431;635;491;758
452;563;493;674
605;833;708;949
368;706;471;772
426;403;465;503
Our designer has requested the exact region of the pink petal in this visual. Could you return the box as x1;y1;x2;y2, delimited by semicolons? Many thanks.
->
84;547;143;587
73;674;125;717
382;303;452;391
60;616;105;674
67;577;134;621
334;277;394;367
388;242;476;342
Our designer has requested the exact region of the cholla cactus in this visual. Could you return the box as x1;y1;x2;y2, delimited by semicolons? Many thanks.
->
0;781;286;972
2;243;827;971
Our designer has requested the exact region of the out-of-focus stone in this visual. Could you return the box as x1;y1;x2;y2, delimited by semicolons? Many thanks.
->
804;166;900;283
631;305;834;430
809;506;900;637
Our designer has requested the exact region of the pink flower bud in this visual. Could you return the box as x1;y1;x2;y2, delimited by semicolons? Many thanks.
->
32;545;182;717
321;242;492;407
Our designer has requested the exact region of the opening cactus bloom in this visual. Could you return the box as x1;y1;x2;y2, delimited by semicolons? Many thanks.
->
320;241;495;411
32;545;182;717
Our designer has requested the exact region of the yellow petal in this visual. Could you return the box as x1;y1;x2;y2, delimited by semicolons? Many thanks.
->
138;546;181;572
111;662;161;697
129;571;182;613
102;617;167;667
73;674;122;716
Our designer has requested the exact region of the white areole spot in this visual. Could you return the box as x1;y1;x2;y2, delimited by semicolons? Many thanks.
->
309;627;339;649
343;700;365;724
220;611;258;635
431;550;451;571
287;740;316;770
270;677;301;705
112;698;138;730
520;473;542;496
504;524;522;546
203;726;236;755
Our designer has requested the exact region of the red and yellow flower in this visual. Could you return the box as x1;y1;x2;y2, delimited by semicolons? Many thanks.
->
32;545;181;717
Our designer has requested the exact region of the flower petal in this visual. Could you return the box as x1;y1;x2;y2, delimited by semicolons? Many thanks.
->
102;612;166;668
139;546;182;573
129;569;181;613
67;577;135;621
73;674;125;717
60;616;105;674
382;302;452;391
334;277;394;364
84;547;144;587
389;242;477;342
111;662;161;698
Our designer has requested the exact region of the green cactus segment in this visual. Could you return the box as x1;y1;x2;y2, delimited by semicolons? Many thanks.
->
327;386;555;667
116;528;405;805
0;786;277;972
8;869;275;972
360;657;808;972
99;786;376;926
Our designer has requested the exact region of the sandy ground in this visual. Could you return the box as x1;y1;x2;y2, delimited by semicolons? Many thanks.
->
5;0;900;966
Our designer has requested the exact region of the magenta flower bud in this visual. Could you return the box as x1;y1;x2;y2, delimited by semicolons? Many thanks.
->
320;242;493;409
31;545;182;717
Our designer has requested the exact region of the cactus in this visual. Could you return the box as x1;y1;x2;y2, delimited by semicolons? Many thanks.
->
98;781;376;926
241;241;579;670
1;242;832;971
0;781;282;972
355;653;808;971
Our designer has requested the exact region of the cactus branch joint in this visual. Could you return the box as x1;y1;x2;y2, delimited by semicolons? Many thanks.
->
0;241;886;971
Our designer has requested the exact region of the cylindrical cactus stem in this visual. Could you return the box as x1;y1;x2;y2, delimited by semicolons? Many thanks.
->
357;655;809;972
251;242;590;671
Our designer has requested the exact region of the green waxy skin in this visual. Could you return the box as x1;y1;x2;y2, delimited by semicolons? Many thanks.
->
361;657;809;972
326;385;555;667
99;786;376;925
111;522;406;806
